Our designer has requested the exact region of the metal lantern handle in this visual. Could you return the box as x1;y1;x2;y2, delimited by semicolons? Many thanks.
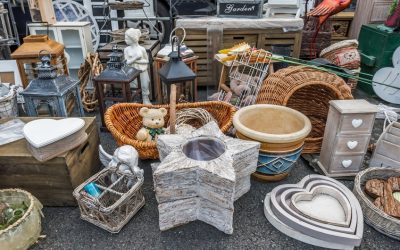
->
38;49;52;60
169;27;186;45
170;35;181;57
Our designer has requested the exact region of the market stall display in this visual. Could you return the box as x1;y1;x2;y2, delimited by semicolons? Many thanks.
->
233;104;311;181
256;66;353;153
1;0;400;247
354;167;400;240
318;100;378;178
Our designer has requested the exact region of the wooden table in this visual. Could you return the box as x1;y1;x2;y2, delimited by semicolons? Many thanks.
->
154;56;199;104
0;117;100;206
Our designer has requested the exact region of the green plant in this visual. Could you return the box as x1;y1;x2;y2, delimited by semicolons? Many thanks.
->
390;0;399;15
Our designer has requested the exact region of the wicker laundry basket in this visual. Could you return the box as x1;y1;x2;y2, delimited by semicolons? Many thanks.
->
256;66;353;153
0;189;43;250
105;101;236;159
353;167;400;240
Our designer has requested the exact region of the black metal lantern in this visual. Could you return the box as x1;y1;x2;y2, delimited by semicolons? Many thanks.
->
93;45;141;131
159;37;196;103
21;52;84;117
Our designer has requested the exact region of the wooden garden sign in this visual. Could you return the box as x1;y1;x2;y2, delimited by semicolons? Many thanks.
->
217;0;263;18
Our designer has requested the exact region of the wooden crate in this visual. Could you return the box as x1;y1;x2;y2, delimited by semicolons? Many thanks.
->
177;29;302;86
0;117;100;206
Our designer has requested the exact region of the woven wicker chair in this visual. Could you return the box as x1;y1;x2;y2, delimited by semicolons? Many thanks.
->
256;66;353;153
105;101;236;159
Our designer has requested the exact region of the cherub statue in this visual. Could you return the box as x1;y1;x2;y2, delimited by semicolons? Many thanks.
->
124;28;151;104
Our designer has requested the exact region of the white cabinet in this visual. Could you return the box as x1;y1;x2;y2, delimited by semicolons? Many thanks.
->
28;22;93;79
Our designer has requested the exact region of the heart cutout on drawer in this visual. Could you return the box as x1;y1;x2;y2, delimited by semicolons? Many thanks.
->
265;175;364;249
342;160;352;168
347;141;358;150
291;186;351;227
23;118;85;148
352;119;363;128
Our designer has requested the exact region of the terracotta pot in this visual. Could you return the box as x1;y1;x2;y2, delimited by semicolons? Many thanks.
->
233;104;311;180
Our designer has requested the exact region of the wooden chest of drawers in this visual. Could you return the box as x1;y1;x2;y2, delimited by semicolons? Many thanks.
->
318;100;378;177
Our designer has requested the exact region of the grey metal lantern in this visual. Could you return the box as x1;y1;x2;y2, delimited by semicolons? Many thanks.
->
159;37;196;103
21;53;84;117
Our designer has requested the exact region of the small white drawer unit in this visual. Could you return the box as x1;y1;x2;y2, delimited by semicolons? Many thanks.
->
318;100;378;177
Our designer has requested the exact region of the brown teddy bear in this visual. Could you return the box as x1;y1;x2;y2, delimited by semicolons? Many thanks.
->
136;107;168;141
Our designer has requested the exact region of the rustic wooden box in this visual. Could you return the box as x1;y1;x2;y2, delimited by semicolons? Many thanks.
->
0;117;100;206
330;12;354;44
177;28;302;86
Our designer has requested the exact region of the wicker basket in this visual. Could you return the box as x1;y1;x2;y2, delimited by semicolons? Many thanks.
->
256;66;353;153
0;189;43;250
353;167;400;240
320;40;360;70
73;168;145;233
105;101;236;159
108;1;144;10
0;87;18;119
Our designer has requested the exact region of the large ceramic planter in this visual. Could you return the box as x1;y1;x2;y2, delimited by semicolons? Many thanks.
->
233;104;311;181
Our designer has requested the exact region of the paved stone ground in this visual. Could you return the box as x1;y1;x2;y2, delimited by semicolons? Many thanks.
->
31;89;400;250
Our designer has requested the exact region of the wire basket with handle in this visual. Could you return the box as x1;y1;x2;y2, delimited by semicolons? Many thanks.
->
73;167;145;233
217;49;272;109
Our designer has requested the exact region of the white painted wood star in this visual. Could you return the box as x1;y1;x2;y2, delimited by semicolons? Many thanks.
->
153;122;260;234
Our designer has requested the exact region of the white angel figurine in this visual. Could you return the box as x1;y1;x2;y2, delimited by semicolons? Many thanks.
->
99;145;144;185
124;28;151;104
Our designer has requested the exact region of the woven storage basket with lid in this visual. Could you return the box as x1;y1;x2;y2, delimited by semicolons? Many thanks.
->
105;101;236;159
256;66;353;153
353;167;400;240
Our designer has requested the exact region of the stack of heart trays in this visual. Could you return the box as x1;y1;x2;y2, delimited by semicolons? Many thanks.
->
23;118;88;162
264;175;364;250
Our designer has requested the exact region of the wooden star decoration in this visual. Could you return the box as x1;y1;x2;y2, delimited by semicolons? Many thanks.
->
153;122;260;234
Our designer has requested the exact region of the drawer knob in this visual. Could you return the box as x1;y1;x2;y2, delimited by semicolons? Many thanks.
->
342;160;352;168
347;141;358;150
352;119;363;128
